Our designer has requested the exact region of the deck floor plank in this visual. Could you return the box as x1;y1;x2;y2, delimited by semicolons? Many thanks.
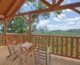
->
0;46;35;65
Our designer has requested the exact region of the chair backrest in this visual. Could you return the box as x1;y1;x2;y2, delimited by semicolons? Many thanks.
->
7;41;17;55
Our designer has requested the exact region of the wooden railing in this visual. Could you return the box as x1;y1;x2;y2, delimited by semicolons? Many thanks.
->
32;35;80;59
0;34;80;59
5;33;29;44
0;33;29;45
0;34;4;46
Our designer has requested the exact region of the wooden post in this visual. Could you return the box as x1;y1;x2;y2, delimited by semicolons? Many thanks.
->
61;37;63;55
56;36;58;54
3;18;8;45
65;37;68;56
71;38;73;57
76;38;79;59
28;14;32;43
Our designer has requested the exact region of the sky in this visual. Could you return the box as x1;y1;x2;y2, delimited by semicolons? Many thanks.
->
20;0;80;31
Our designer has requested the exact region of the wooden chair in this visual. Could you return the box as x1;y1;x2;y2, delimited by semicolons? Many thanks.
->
19;42;33;65
7;41;21;60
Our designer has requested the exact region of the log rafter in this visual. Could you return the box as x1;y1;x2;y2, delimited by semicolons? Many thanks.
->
13;2;80;18
40;0;57;7
52;0;64;5
71;8;80;14
41;0;64;7
56;0;64;5
40;0;80;14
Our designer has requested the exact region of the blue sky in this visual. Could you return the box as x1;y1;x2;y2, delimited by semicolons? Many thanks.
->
20;0;80;30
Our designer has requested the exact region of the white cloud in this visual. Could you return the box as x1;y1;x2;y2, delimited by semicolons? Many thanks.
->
51;16;80;30
47;24;70;30
64;17;80;27
47;23;80;31
36;20;49;29
66;17;80;22
57;14;66;19
74;17;80;20
66;9;72;12
76;21;80;25
66;21;75;25
47;25;59;30
53;17;61;21
36;16;80;30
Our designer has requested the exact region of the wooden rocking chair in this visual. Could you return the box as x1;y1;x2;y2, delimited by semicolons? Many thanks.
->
7;41;21;60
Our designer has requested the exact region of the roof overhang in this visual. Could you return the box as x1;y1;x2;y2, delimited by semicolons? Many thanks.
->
0;0;25;20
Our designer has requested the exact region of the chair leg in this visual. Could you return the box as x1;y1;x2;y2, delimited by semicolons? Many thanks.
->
7;54;12;58
12;55;18;61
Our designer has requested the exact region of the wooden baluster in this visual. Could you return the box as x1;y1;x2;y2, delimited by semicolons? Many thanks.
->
52;37;54;54
71;37;73;57
65;37;68;56
61;37;63;55
48;36;50;47
34;36;35;47
41;36;42;49
76;38;79;59
45;36;47;47
21;35;23;43
56;36;58;54
21;35;22;43
44;36;46;50
0;34;2;46
41;36;45;50
39;36;40;44
35;36;37;47
23;35;25;42
0;35;2;45
37;36;38;48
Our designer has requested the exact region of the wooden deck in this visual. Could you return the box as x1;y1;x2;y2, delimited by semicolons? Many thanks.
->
0;46;35;65
0;46;80;65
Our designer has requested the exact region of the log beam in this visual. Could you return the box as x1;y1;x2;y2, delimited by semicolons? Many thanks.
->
14;2;80;17
28;14;32;43
57;0;64;5
72;8;80;14
40;0;57;7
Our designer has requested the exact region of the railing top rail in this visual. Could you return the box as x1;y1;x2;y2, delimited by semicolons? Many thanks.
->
32;34;80;38
0;33;80;38
6;33;28;35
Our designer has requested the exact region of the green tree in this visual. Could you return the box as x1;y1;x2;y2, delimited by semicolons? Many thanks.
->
7;0;62;34
8;16;28;33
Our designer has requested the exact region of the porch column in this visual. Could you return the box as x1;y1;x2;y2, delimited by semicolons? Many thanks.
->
3;18;8;45
28;14;32;43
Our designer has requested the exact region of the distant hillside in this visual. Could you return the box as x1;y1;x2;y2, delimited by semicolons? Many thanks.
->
65;29;80;33
33;29;80;36
49;29;80;36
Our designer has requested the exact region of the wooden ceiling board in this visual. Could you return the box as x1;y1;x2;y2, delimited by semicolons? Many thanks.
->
6;0;25;17
0;0;15;14
0;0;25;19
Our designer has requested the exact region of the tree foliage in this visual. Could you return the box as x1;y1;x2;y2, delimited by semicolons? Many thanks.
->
8;16;28;33
6;0;62;33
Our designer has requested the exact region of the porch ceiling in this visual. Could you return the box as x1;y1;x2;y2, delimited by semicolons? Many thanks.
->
0;0;24;20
